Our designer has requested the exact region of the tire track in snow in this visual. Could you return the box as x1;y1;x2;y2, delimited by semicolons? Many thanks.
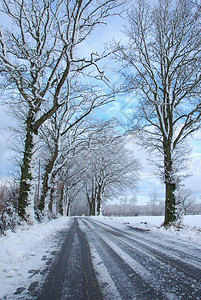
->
87;218;201;279
88;241;122;300
82;218;201;300
90;222;201;299
37;218;103;300
78;219;122;300
80;219;168;300
89;218;201;265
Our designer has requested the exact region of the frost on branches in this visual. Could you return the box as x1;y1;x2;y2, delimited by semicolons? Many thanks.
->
0;0;123;223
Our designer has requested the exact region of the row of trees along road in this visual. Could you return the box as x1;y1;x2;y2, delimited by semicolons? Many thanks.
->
0;0;125;223
116;0;201;225
0;0;201;226
37;120;139;217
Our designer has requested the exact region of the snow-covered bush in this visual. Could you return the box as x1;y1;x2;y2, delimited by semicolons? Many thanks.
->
0;206;19;235
0;182;20;235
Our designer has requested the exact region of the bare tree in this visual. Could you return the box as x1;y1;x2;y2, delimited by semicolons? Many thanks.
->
148;190;159;216
0;0;123;223
117;0;201;224
175;187;195;215
129;194;138;215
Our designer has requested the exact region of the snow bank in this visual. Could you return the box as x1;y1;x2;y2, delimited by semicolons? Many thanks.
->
94;215;201;246
0;216;71;299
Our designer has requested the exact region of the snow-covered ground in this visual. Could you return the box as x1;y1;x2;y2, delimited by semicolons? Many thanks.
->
0;215;200;299
93;215;201;246
0;217;72;299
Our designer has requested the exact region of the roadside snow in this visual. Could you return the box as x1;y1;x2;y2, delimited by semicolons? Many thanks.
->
0;215;200;299
93;215;201;246
0;217;71;299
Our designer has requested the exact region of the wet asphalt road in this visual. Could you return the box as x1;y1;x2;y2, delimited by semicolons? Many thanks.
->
36;217;201;300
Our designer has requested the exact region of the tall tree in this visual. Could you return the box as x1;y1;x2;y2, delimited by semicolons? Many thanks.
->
117;0;201;224
0;0;123;223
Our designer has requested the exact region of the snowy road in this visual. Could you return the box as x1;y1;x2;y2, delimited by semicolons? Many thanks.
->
36;217;201;300
37;218;102;300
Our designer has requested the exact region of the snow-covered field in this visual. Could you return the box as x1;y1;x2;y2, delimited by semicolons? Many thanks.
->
0;215;200;299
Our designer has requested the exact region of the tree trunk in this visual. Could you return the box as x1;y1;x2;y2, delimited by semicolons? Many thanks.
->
48;181;55;214
164;181;176;224
92;197;96;216
163;144;176;225
67;198;71;216
18;114;38;223
59;185;64;216
97;199;101;216
38;165;50;212
89;202;92;216
39;142;59;212
96;191;101;216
